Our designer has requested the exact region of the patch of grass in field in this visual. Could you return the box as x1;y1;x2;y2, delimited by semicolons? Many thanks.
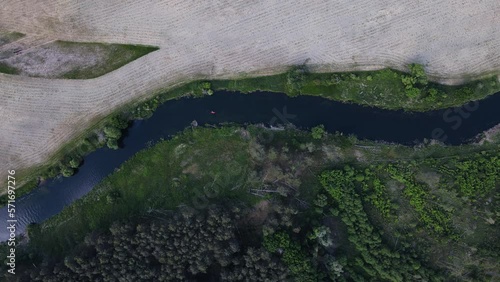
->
57;41;158;79
0;31;24;47
0;61;19;74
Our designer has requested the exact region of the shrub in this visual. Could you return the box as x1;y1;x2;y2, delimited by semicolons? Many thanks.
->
200;82;213;95
60;166;75;177
285;66;307;96
103;126;122;139
68;157;82;169
405;87;421;98
108;115;129;129
401;75;416;89
408;63;428;85
311;125;325;140
106;138;119;150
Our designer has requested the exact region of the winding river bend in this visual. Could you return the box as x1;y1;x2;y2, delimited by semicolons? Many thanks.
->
2;90;500;240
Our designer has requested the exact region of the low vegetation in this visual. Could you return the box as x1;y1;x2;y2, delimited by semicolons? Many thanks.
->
3;125;499;281
212;64;500;111
0;62;19;74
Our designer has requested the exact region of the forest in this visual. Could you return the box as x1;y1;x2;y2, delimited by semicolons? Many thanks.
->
1;125;499;281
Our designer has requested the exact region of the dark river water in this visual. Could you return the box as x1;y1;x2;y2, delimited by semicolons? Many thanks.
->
2;90;500;240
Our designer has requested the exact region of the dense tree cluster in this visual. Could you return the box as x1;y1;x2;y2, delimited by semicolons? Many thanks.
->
319;167;443;281
448;155;499;197
23;206;288;281
385;164;452;235
103;115;129;150
263;232;319;281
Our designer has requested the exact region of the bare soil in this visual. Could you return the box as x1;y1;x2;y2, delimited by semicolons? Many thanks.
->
1;41;107;78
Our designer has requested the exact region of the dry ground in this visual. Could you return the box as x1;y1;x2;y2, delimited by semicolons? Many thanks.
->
0;41;155;79
0;0;499;193
1;41;108;78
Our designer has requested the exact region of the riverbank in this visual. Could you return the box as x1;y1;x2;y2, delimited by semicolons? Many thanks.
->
2;67;499;204
8;125;499;280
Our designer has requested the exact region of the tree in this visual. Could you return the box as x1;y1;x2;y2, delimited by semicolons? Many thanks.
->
68;157;82;169
401;75;416;89
109;115;129;129
106;138;119;150
409;63;428;85
200;82;213;95
285;66;307;96
405;87;421;98
103;126;122;139
60;166;75;177
311;125;325;140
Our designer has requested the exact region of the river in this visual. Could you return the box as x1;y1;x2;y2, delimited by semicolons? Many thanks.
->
1;90;500;240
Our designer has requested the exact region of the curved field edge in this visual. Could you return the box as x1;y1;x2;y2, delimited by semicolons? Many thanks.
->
0;40;158;79
1;66;499;204
20;126;500;280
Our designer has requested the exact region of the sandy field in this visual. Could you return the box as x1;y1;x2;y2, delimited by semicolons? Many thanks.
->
0;0;499;192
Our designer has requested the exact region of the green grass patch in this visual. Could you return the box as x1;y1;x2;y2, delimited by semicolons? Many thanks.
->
0;61;19;74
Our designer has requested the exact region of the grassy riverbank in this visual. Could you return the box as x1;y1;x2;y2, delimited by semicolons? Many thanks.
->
7;125;499;280
211;65;500;111
3;65;499;205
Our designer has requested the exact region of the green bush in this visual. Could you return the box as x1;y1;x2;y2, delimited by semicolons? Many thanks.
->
103;126;122;139
60;166;75;177
408;63;428;85
68;157;82;169
263;232;318;281
311;125;325;140
285;66;307;96
200;81;214;95
106;138;119;150
405;87;421;98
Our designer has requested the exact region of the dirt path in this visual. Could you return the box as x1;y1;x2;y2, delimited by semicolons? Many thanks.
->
0;0;499;192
